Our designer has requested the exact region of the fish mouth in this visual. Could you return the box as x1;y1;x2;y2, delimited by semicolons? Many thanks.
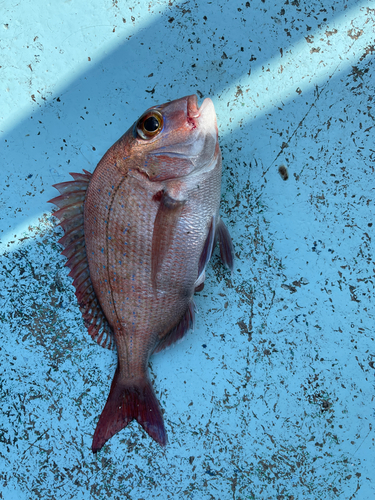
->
187;95;217;132
147;95;218;173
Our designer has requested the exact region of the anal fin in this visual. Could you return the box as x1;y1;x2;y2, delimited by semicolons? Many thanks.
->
153;301;195;354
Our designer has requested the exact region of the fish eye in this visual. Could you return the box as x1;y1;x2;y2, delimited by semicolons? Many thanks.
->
136;111;163;139
144;116;159;132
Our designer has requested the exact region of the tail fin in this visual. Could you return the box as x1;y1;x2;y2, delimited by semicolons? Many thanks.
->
92;367;167;452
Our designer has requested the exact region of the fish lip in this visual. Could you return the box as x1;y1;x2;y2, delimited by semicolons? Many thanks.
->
187;94;216;131
187;94;200;119
187;95;215;124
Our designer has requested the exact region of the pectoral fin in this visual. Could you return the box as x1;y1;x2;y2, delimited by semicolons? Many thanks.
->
151;191;185;285
198;216;216;277
216;218;234;271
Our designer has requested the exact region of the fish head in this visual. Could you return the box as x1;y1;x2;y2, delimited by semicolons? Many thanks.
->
123;95;219;181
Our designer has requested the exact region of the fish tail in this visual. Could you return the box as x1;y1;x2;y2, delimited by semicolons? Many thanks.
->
92;366;167;452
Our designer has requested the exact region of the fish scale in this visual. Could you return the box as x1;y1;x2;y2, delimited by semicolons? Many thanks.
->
49;94;234;452
87;167;193;351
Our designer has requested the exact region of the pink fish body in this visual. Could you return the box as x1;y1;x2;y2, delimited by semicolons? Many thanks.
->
49;95;233;452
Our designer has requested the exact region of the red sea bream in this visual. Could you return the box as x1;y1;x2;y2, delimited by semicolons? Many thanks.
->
49;95;234;452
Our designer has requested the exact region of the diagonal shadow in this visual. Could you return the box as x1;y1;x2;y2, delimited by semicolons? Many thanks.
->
0;0;364;249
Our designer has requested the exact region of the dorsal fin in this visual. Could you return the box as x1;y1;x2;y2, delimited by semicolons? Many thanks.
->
49;171;116;351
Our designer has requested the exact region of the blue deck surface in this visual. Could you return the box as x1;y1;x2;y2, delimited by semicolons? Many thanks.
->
1;0;374;498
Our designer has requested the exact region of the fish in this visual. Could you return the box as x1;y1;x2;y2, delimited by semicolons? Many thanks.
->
48;94;234;452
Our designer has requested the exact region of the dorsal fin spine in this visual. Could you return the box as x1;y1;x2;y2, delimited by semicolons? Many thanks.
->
65;249;86;270
60;214;83;233
50;190;86;210
53;203;83;223
61;236;85;260
69;172;91;181
52;180;90;195
58;227;84;248
67;257;87;277
72;268;90;289
76;281;93;303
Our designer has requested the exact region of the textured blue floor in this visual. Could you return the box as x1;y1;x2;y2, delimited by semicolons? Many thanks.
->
1;1;374;499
